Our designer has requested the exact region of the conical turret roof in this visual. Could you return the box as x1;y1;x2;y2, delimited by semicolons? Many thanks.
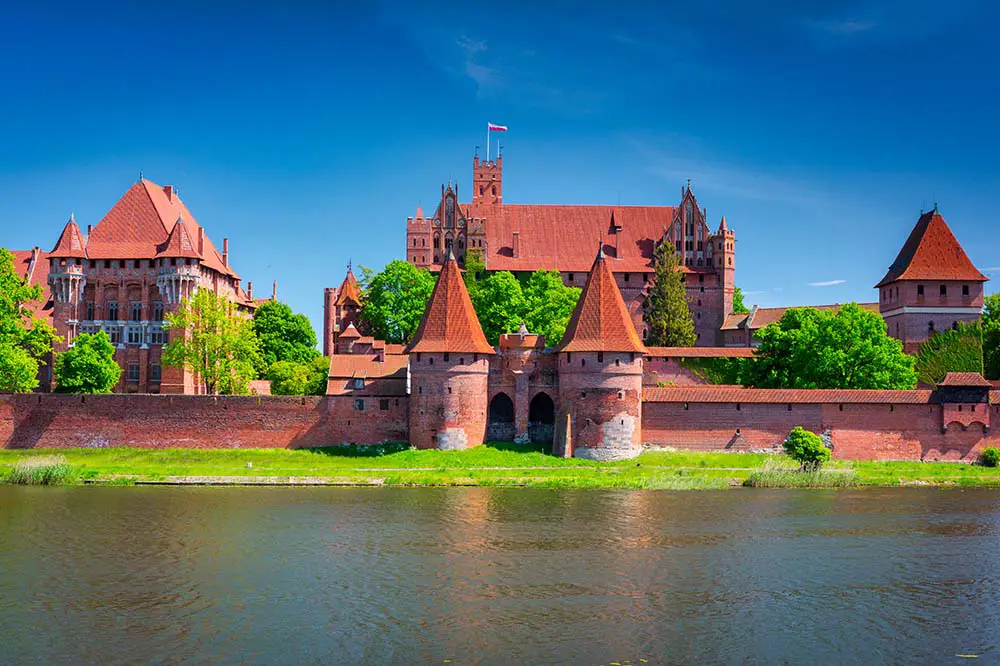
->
876;209;987;287
335;269;362;306
50;214;88;258
406;250;494;354
155;215;201;259
558;246;648;353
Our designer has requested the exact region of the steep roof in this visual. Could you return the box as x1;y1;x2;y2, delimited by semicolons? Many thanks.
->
406;251;494;354
9;248;53;322
335;269;362;306
340;322;361;339
721;303;881;331
876;210;987;287
938;372;993;388
155;217;201;259
49;215;88;259
558;246;648;354
86;179;238;278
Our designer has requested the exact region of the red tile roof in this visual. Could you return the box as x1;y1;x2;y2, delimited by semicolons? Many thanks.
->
406;251;494;354
938;372;993;388
482;204;676;273
86;179;238;278
9;248;53;322
644;386;934;404
49;215;88;258
645;346;756;358
335;269;362;306
721;303;880;331
876;210;988;287
558;247;648;353
328;354;409;380
155;217;201;258
340;322;361;339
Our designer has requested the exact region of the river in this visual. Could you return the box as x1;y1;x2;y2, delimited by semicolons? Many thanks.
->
1;486;999;664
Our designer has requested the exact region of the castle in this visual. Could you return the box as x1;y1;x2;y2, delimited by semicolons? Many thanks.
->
9;179;266;393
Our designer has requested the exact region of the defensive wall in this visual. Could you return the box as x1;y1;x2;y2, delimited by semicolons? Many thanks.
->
2;387;997;461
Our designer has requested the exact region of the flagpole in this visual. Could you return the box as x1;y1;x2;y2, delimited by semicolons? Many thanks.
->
486;123;491;162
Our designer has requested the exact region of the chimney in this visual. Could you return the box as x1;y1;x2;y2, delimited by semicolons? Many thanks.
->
198;228;205;255
164;185;173;202
222;238;229;267
512;231;520;258
86;224;92;237
247;281;253;300
272;280;277;300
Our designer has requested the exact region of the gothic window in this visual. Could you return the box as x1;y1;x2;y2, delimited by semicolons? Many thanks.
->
107;301;119;321
127;326;143;345
130;302;142;322
86;302;94;320
149;327;166;345
675;240;682;252
445;236;453;250
697;241;703;251
128;363;139;382
685;200;694;224
458;237;465;250
150;364;161;381
152;301;164;321
108;327;121;345
445;196;455;228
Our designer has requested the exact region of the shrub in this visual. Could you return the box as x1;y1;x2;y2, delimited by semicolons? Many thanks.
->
6;456;79;485
981;447;1000;468
783;426;831;471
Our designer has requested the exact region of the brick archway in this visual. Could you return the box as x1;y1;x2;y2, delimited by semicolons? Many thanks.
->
487;392;515;442
529;392;555;444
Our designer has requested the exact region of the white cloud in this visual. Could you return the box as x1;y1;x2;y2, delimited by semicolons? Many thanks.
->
980;267;1000;273
809;279;847;287
804;19;877;36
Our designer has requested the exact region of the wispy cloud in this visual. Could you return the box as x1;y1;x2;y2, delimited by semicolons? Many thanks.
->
809;279;847;287
980;267;1000;273
742;290;768;296
804;19;877;36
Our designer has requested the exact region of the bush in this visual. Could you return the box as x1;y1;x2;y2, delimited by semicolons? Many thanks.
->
6;456;79;485
783;426;831;471
981;447;1000;468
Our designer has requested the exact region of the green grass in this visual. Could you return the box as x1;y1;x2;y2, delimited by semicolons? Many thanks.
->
2;444;1000;489
5;455;80;486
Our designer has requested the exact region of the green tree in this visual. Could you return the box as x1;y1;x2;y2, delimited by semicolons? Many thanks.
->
644;239;696;346
914;322;984;386
358;260;436;343
252;300;318;375
744;303;917;389
162;289;263;395
783;426;831;471
732;287;750;314
984;294;1000;380
522;270;580;346
470;271;526;344
463;248;487;294
54;331;121;393
0;248;59;392
268;356;329;396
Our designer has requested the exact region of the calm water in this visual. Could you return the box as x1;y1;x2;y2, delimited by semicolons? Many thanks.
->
2;487;1000;665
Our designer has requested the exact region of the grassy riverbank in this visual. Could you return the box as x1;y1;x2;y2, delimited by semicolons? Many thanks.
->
2;444;1000;488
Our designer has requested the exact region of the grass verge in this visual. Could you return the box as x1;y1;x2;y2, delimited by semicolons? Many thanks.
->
743;460;858;488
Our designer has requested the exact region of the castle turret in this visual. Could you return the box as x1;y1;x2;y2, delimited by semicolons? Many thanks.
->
709;215;736;330
154;215;202;305
472;154;502;207
48;213;89;348
556;245;648;460
406;249;495;449
325;265;362;356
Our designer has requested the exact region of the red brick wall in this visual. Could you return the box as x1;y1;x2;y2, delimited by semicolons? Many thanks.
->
643;357;712;386
0;394;409;450
408;353;490;449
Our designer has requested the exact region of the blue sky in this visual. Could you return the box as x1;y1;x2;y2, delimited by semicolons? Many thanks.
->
2;0;998;339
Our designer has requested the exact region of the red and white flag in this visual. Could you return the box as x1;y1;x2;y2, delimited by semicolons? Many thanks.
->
488;123;508;132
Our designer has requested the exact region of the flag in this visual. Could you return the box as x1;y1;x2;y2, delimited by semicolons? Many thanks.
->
488;123;508;132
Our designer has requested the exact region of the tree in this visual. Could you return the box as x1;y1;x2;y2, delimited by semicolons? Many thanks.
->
732;287;750;314
0;248;59;392
463;248;487;294
252;301;318;374
54;331;121;393
358;260;436;343
522;271;581;346
784;426;831;471
470;271;526;344
162;289;263;395
744;303;917;389
644;238;696;346
268;356;329;396
984;294;1000;380
914;322;983;386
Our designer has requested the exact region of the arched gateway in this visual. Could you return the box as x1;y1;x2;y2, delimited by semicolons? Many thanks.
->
528;392;555;444
487;392;515;442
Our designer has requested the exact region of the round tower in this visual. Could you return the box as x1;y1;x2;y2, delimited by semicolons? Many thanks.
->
555;246;648;460
406;249;495;449
47;213;89;349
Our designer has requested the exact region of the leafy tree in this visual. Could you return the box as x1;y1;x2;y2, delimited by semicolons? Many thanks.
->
732;287;750;314
358;260;436;343
984;294;1000;380
54;331;121;393
914;322;983;386
252;300;318;375
268;356;329;396
744;303;917;389
470;271;526;345
644;238;696;347
162;289;263;395
981;447;1000;468
522;271;581;346
0;248;60;391
463;248;487;293
784;426;831;471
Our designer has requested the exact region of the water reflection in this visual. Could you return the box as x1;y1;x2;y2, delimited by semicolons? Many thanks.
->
2;487;1000;664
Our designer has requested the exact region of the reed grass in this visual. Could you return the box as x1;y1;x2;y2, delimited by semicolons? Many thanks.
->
743;460;858;488
5;455;80;486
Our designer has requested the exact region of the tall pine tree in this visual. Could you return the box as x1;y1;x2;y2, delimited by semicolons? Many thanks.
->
644;238;696;347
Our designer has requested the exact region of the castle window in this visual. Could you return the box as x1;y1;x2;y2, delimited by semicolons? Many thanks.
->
352;378;365;390
568;273;574;283
624;273;630;282
698;275;704;283
727;257;732;266
566;353;571;363
429;357;434;365
581;392;586;398
354;399;365;411
444;352;450;361
615;359;620;367
597;352;603;362
940;285;947;296
447;387;452;394
459;358;464;365
676;241;682;252
380;399;389;411
130;302;142;322
953;321;959;330
697;300;702;306
787;404;792;411
126;326;142;345
150;364;161;382
736;403;741;411
413;239;417;247
480;186;484;195
492;185;496;195
697;241;703;251
418;386;423;395
86;302;94;320
149;327;165;345
917;285;924;296
643;274;648;283
929;321;935;332
581;358;586;367
171;258;177;267
127;363;139;382
107;327;121;345
152;301;163;321
963;284;970;296
617;391;623;400
107;301;119;321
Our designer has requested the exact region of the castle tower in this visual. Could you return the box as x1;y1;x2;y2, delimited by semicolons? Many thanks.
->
708;215;736;340
556;245;648;460
406;249;495;449
324;265;362;356
406;204;432;268
155;215;203;394
47;214;89;352
876;208;988;354
472;155;502;207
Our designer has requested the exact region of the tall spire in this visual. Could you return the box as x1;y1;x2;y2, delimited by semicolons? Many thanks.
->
558;245;647;353
50;213;88;258
406;251;494;354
